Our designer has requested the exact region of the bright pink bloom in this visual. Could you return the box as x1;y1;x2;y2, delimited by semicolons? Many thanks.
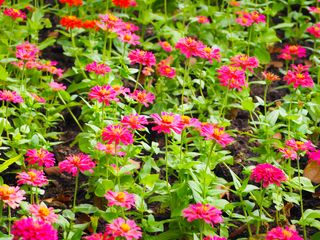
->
84;233;114;240
203;236;227;240
58;153;96;176
230;54;259;72
0;90;23;103
96;142;125;156
0;185;25;209
284;64;314;88
16;42;39;61
180;115;201;129
130;90;155;107
128;49;156;67
17;169;48;187
196;16;210;24
102;124;134;145
217;65;247;90
29;204;58;224
118;31;140;45
250;163;287;188
89;85;119;105
112;0;131;8
266;226;303;240
118;22;139;33
85;62;111;75
175;37;205;58
285;139;315;152
308;6;320;14
112;85;130;96
278;45;306;60
278;148;298;160
198;46;221;63
308;150;320;165
151;112;184;134
31;93;46;103
4;8;26;20
159;41;173;52
236;11;265;26
49;81;66;91
105;191;135;209
11;217;58;240
307;22;320;38
105;217;142;240
97;14;122;32
158;65;176;78
121;114;148;130
183;203;223;227
199;123;234;147
25;149;55;167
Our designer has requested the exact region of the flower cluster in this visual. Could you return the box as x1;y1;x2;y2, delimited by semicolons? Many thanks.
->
236;11;265;26
0;90;23;103
85;62;111;75
12;60;64;77
217;65;247;90
250;163;287;188
284;64;314;88
279;139;315;160
278;45;306;60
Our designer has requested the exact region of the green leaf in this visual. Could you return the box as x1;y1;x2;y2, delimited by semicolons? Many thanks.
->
254;46;271;64
0;154;22;173
241;97;255;111
94;179;114;197
140;174;159;188
0;65;8;80
75;204;98;214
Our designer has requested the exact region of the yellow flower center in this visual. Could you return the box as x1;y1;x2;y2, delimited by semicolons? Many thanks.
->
38;206;50;217
115;192;126;202
28;171;37;181
282;229;293;238
181;116;190;124
161;115;174;124
0;185;15;200
120;223;131;232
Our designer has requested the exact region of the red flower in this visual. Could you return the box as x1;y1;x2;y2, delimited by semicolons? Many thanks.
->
60;16;82;29
112;0;131;8
59;0;82;6
284;64;314;88
250;163;287;188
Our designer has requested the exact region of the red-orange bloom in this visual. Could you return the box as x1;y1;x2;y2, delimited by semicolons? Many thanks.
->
112;0;131;8
60;16;82;29
59;0;83;6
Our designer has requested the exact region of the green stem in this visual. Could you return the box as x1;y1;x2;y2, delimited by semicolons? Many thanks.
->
202;141;216;198
8;206;11;234
297;157;307;240
102;32;108;61
164;0;167;20
115;143;120;190
134;64;143;91
73;172;79;212
247;26;253;55
165;134;171;199
219;87;230;118
239;194;252;237
264;82;270;115
181;58;190;115
71;30;88;79
256;188;266;235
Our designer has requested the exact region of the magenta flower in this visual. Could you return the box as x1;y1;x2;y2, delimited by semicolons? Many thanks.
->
217;65;247;90
49;81;67;91
118;31;140;45
284;64;314;88
112;85;130;96
175;37;205;58
105;191;135;209
199;123;234;147
83;233;113;240
25;149;55;167
121;114;148;130
89;85;119;105
308;6;320;14
29;204;58;224
180;115;201;129
85;62;111;75
96;142;126;156
0;90;23;103
12;217;58;240
278;148;298;160
236;11;265;26
16;42;39;61
266;226;303;240
278;45;306;60
307;22;320;38
183;203;223;227
285;139;315;152
198;46;221;63
17;169;48;187
4;8;26;20
308;150;320;165
105;217;142;240
159;41;173;52
151;112;184;134
97;13;122;32
129;90;155;107
128;49;156;67
158;65;176;78
250;163;287;188
102;124;134;145
58;153;96;176
230;54;259;72
196;16;210;24
203;236;227;240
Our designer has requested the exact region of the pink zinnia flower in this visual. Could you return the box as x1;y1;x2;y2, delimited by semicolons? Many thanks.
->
308;150;320;165
128;49;156;67
266;226;303;240
0;90;23;103
278;45;306;60
217;65;247;90
96;142;126;156
105;191;135;209
180;115;201;129
84;233;114;240
159;41;173;52
183;203;223;227
4;8;26;20
102;124;134;145
97;14;122;32
29;204;58;224
105;217;142;240
118;31;140;45
85;62;111;75
112;85;130;96
285;139;315;152
199;123;234;147
308;6;320;14
236;11;265;26
25;148;55;167
31;93;46;103
0;185;25;209
16;42;39;61
158;65;176;78
49;81;66;91
142;66;154;76
284;64;314;88
11;217;58;240
307;22;320;38
17;169;48;187
196;16;210;24
250;163;287;188
230;54;259;72
203;236;227;240
198;46;221;63
129;90;155;107
121;114;148;130
58;153;96;176
175;37;205;58
279;148;298;160
89;85;119;105
150;112;184;134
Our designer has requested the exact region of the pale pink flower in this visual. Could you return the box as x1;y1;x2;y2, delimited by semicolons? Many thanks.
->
199;123;234;147
118;31;140;45
105;218;142;240
250;163;287;188
278;148;298;160
29;204;58;224
151;112;184;134
308;6;320;14
17;169;48;187
49;82;66;91
121;114;148;130
142;66;154;76
25;149;55;167
196;16;210;24
203;236;227;240
31;93;46;103
97;13;122;32
198;46;221;63
58;153;96;176
105;191;135;209
102;124;134;145
180;115;201;129
96;142;126;156
285;139;315;152
129;90;155;107
112;85;130;96
159;41;173;52
0;185;25;209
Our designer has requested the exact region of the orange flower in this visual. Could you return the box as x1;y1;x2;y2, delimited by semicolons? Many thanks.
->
60;16;82;29
59;0;83;6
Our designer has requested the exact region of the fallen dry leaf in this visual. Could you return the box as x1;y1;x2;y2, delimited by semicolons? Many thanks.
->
304;161;320;184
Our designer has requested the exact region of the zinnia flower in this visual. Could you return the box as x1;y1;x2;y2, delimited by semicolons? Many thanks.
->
266;226;303;240
3;8;26;20
102;124;134;145
198;46;221;63
175;37;205;58
159;41;173;52
158;65;176;78
284;64;314;88
89;85;119;105
83;233;113;240
199;123;234;147
278;45;306;60
96;142;125;156
183;203;223;227
128;49;156;67
250;163;287;188
0;185;25;209
180;115;201;129
308;6;320;14
29;204;58;224
230;54;259;72
85;62;111;75
59;0;83;6
203;236;227;240
25;148;55;167
285;139;315;152
262;71;280;82
118;31;140;45
49;81;67;91
307;22;320;38
196;16;210;24
308;150;320;165
121;114;148;130
0;90;23;103
112;0;131;8
11;217;58;240
129;90;155;107
16;41;39;61
60;16;82;29
58;153;96;176
217;65;247;90
31;93;46;103
105;217;142;240
278;148;298;160
17;169;48;187
150;112;184;134
105;191;135;209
